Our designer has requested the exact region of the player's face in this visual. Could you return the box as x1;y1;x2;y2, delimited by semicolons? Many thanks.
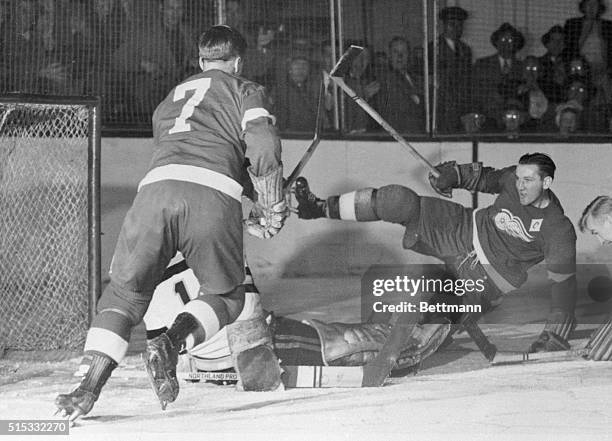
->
586;214;612;245
515;164;551;206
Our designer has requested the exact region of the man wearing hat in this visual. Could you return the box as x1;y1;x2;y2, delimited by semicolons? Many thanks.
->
472;22;525;130
432;6;473;133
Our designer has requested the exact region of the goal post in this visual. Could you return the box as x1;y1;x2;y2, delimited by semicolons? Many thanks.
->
0;94;101;358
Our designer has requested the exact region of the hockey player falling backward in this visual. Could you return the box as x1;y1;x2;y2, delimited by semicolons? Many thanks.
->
296;153;578;355
56;25;289;422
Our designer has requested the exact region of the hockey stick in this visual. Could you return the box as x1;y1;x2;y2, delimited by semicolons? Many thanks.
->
459;314;497;361
115;366;365;387
327;45;440;178
283;46;367;190
283;80;325;190
285;46;363;190
491;348;589;365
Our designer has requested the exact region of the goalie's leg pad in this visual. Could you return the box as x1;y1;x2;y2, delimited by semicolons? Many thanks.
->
227;316;281;391
306;319;391;366
272;316;324;365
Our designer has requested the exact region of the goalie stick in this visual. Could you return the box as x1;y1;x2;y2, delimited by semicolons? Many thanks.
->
113;366;365;388
327;45;440;178
491;348;589;365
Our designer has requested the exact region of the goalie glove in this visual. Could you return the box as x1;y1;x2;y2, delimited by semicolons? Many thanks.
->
245;165;289;239
428;161;483;198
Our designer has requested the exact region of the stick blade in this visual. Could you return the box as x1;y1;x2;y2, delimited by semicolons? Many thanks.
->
329;45;364;77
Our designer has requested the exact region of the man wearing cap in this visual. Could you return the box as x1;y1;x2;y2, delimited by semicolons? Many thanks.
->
432;6;473;133
472;22;525;130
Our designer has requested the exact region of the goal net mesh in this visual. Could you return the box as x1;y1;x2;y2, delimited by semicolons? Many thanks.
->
0;102;92;353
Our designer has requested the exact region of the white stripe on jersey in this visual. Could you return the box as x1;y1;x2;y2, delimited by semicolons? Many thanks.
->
138;164;243;201
241;107;276;130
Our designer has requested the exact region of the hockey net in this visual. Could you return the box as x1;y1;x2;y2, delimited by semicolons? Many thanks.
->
0;95;100;359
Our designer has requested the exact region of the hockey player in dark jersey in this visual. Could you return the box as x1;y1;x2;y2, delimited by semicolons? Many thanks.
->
295;153;577;357
56;25;287;421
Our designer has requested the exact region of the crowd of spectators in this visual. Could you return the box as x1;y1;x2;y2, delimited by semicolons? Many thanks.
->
443;0;612;136
2;0;612;136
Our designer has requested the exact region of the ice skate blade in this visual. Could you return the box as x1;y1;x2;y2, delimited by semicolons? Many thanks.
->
143;354;174;411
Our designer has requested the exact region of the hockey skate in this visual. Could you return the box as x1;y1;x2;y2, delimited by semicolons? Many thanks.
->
294;177;326;219
55;353;117;423
55;387;97;423
144;333;180;410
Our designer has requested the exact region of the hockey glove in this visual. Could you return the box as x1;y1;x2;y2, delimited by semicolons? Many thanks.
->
428;161;460;198
246;165;289;239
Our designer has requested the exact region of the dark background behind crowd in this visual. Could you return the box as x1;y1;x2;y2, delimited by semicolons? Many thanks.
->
2;0;612;138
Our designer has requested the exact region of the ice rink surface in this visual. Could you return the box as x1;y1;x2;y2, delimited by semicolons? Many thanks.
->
1;276;611;441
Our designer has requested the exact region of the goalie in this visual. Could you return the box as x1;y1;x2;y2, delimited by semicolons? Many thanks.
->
139;257;454;381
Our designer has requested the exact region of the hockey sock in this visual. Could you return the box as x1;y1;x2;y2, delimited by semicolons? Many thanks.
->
327;188;379;221
84;310;132;362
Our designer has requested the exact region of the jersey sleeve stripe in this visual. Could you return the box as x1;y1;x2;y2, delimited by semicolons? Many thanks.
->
242;107;276;130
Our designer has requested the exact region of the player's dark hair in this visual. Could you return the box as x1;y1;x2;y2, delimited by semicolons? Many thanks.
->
579;195;612;232
518;152;556;179
198;25;247;61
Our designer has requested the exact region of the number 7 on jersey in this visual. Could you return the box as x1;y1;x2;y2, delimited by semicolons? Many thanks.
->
169;78;212;134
